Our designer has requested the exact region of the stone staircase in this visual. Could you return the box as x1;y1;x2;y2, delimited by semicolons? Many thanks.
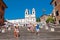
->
41;24;60;32
55;28;60;32
0;26;60;40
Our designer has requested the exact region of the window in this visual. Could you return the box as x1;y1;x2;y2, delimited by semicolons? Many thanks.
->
1;16;2;19
26;12;27;14
0;16;2;19
2;6;4;11
55;1;57;6
59;20;60;24
0;12;2;19
33;12;34;14
56;11;59;16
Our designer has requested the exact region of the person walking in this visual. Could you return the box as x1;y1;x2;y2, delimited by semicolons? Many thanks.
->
35;24;40;35
27;23;34;32
14;24;20;38
27;23;31;32
30;24;34;33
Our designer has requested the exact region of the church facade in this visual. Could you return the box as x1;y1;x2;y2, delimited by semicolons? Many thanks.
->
25;8;36;23
7;8;36;24
50;0;60;24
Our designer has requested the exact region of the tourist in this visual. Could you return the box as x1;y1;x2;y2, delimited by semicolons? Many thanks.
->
27;23;31;32
39;22;43;28
31;23;36;33
35;24;40;35
14;25;20;38
30;24;34;33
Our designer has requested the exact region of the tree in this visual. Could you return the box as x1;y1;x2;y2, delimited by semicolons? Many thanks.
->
46;16;54;23
36;17;40;22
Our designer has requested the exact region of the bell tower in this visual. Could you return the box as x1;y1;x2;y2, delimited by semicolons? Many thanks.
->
32;8;35;15
25;9;29;16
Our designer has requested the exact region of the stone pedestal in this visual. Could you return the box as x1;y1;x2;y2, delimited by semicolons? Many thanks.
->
45;26;48;30
51;28;55;32
2;29;5;33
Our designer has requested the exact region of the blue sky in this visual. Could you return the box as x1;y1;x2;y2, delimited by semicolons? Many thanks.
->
4;0;53;20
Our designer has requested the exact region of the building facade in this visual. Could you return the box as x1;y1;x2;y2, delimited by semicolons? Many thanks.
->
25;8;36;23
7;8;36;25
0;0;7;25
50;0;60;24
40;14;49;23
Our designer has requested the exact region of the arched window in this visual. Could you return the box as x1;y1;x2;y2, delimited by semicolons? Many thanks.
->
56;11;59;16
0;16;2;19
59;20;60;24
55;1;57;6
26;12;27;14
2;6;4;11
33;12;34;14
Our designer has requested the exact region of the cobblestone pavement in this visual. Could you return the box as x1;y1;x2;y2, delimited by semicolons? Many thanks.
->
0;26;60;40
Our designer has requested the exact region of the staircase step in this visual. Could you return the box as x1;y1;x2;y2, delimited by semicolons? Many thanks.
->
55;28;60;31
